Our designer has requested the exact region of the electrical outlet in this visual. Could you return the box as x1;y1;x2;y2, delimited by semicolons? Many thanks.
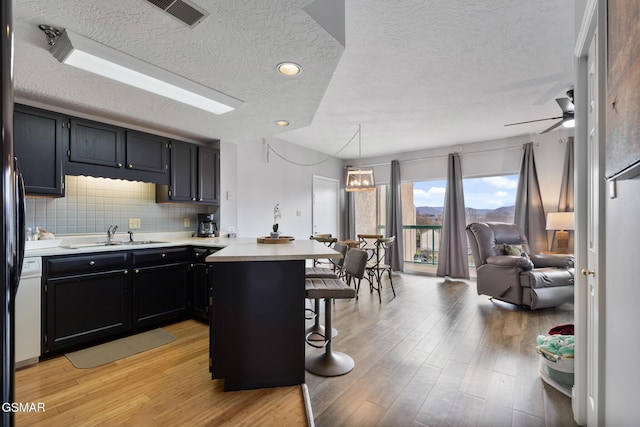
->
184;218;190;228
128;218;141;229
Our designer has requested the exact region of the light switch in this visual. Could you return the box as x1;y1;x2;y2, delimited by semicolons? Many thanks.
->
128;218;141;229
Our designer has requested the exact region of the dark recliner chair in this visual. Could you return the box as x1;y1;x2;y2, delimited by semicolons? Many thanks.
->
466;222;574;310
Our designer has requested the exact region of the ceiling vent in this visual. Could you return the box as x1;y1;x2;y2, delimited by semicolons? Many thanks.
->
144;0;209;28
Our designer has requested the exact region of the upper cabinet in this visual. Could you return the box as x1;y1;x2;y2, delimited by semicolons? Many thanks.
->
66;118;169;184
156;141;220;205
13;105;65;197
68;118;125;168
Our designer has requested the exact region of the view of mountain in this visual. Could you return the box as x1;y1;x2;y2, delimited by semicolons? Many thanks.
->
416;205;515;224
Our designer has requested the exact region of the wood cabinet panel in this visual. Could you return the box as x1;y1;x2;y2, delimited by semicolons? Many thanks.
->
13;105;65;196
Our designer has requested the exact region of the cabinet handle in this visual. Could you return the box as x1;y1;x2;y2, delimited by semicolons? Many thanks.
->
117;163;123;168
124;269;129;275
192;197;197;201
89;260;95;266
127;164;133;169
195;253;201;258
134;269;140;274
198;198;203;201
161;253;166;258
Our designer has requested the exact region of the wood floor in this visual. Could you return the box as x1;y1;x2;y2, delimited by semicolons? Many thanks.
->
14;272;576;426
305;273;577;427
14;320;308;426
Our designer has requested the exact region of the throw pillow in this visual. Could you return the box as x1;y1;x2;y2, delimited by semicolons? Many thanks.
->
503;243;528;258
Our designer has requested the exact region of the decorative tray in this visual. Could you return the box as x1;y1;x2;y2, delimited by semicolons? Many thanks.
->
257;236;295;244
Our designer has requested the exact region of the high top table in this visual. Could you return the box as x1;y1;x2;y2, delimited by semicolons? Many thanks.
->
206;239;342;391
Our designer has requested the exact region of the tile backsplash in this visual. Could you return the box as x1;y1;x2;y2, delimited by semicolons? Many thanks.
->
26;176;216;235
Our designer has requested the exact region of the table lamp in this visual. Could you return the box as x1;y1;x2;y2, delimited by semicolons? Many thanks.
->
546;212;575;254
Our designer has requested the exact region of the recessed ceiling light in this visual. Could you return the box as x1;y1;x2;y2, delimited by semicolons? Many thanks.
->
275;120;290;127
276;62;301;76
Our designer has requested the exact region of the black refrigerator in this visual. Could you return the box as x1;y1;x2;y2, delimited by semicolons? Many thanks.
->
2;1;26;426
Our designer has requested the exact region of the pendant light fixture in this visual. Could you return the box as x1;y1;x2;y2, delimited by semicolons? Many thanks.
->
345;125;375;192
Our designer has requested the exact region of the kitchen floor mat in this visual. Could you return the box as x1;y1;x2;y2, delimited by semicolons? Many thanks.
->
65;328;176;369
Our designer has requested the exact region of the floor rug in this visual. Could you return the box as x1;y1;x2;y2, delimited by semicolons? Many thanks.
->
65;328;176;369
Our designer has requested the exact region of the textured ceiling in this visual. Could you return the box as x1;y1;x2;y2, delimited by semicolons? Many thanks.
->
13;0;575;159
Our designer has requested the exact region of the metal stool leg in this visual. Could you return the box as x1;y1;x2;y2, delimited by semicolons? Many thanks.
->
305;298;354;376
305;298;337;341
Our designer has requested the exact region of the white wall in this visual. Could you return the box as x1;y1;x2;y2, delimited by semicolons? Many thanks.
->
223;130;572;241
228;137;344;239
604;177;640;424
350;128;573;216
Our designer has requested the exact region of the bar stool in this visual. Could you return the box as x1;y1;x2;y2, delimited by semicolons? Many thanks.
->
304;242;348;341
304;249;366;377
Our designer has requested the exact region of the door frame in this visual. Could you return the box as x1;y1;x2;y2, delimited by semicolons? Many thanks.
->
573;1;606;424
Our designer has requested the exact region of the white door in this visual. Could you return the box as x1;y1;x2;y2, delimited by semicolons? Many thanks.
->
584;29;605;427
312;176;339;237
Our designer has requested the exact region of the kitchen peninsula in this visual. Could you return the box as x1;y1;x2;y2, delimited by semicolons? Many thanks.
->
206;240;341;391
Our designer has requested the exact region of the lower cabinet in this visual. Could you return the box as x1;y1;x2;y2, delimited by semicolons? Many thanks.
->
132;248;189;327
190;247;220;321
43;247;189;355
43;252;131;354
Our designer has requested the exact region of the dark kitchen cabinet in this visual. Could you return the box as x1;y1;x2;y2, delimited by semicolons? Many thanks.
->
191;247;219;320
66;118;169;184
43;252;131;354
156;141;220;204
68;117;125;169
125;130;169;175
131;247;189;328
13;105;65;196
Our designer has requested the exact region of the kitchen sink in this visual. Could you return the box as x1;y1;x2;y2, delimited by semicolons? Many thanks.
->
60;241;168;249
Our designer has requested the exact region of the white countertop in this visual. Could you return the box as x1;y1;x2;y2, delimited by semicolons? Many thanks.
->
206;239;342;262
23;232;256;257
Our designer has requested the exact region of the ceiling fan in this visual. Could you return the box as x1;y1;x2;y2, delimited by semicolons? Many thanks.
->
505;89;574;133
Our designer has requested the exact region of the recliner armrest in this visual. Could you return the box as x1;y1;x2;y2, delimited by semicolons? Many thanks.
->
486;255;534;271
530;254;574;269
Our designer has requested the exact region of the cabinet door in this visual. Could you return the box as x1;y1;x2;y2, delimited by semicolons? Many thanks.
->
13;105;65;196
69;118;125;168
192;263;210;320
170;141;198;202
132;262;188;328
44;269;131;353
125;130;169;174
198;147;220;203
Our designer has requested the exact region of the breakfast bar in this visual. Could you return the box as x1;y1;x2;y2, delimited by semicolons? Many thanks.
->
206;239;342;391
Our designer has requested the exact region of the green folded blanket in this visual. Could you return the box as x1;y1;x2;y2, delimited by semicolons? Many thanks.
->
536;334;574;361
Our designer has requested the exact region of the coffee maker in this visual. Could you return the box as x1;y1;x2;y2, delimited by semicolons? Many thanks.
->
197;213;218;237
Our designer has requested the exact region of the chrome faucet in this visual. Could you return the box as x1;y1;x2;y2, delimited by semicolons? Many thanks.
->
107;225;118;243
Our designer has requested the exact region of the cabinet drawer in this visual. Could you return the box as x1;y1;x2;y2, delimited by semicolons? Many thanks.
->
46;252;129;276
131;247;188;266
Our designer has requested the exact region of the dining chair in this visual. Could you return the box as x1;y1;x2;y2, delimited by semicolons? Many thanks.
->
365;236;396;303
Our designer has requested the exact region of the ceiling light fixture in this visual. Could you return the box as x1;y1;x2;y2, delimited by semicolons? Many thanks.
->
345;124;375;192
275;120;290;127
276;62;301;76
43;26;243;115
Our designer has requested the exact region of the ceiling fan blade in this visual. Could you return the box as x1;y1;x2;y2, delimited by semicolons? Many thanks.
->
504;116;562;127
541;119;564;134
556;97;574;113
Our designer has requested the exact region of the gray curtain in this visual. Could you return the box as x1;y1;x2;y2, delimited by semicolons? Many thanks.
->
514;142;548;254
552;137;574;252
344;190;356;241
386;160;404;271
437;153;470;279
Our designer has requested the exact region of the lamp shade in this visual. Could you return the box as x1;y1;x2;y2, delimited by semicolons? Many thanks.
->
345;167;375;192
546;212;574;230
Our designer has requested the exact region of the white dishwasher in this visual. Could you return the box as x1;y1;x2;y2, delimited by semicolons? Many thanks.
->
16;256;42;368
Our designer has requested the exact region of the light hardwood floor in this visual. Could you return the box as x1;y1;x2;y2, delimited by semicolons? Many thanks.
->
15;272;576;426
